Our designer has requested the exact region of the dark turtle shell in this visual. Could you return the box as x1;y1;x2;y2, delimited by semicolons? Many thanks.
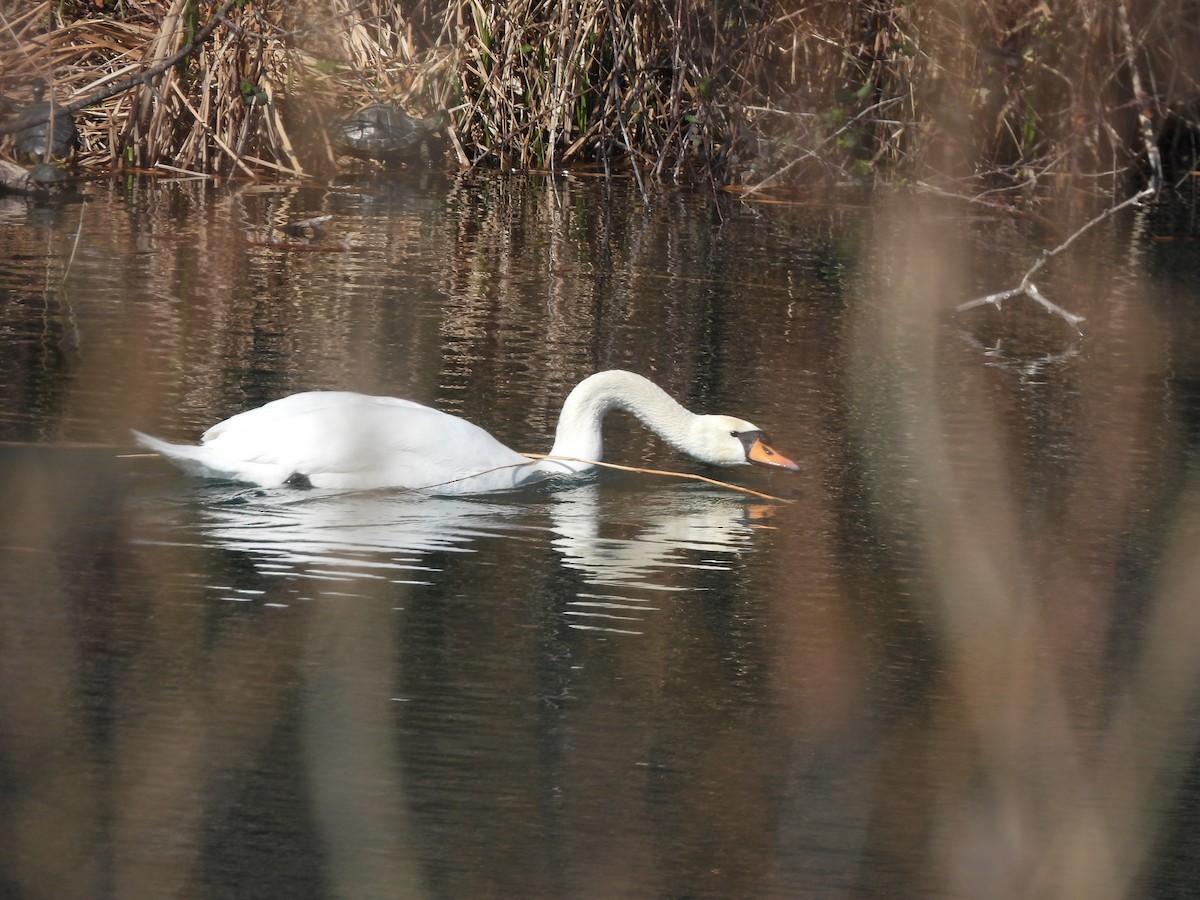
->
28;162;69;185
334;104;446;163
13;88;78;162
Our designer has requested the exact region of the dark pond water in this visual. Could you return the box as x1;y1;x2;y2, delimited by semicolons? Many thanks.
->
3;173;1200;899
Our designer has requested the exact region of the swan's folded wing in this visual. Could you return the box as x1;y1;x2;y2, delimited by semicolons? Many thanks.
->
200;392;535;491
369;398;538;492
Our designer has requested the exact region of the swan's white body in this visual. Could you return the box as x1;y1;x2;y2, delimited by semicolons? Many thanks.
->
133;370;797;494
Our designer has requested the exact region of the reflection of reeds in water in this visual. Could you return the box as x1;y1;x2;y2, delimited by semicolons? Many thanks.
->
836;197;1199;897
6;160;1200;893
1;174;815;444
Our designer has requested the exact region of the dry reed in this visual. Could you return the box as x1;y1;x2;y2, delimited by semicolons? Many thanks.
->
1;0;1199;195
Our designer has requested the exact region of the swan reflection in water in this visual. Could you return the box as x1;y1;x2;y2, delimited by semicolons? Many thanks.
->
152;478;773;632
133;369;795;632
546;484;773;632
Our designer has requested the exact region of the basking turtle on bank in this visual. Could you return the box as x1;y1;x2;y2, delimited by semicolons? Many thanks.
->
333;104;447;164
0;158;73;194
27;162;69;187
12;83;78;163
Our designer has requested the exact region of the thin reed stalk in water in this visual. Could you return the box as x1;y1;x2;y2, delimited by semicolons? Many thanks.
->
521;454;796;504
60;199;86;286
127;447;794;503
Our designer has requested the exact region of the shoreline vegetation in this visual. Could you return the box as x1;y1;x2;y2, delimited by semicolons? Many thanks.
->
0;0;1198;200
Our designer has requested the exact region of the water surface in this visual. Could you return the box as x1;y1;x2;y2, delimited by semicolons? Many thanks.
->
2;174;1200;898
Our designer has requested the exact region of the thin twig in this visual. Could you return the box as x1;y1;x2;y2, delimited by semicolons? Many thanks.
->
154;162;212;178
522;453;796;503
739;95;905;198
955;186;1157;327
60;198;86;285
128;447;792;503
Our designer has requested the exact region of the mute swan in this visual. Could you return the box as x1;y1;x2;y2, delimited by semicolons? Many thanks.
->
132;370;798;494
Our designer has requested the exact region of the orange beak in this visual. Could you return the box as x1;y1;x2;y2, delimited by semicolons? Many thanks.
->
747;436;800;471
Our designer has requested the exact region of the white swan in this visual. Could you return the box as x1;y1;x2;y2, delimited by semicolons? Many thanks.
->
132;370;798;494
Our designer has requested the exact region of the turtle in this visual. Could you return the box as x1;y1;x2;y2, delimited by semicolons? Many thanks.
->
333;104;447;164
27;162;69;186
0;160;72;195
12;84;78;163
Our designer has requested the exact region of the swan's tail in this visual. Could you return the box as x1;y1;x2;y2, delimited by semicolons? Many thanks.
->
131;429;240;480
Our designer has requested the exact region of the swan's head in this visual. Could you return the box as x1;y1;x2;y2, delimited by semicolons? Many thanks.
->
689;415;800;471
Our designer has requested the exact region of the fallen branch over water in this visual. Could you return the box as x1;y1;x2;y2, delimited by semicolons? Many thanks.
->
955;185;1157;329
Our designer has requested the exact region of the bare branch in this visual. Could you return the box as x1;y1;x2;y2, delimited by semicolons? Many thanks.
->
0;0;241;137
1115;0;1163;191
955;186;1156;328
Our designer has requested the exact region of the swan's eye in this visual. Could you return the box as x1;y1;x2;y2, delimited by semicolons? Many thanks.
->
730;430;739;437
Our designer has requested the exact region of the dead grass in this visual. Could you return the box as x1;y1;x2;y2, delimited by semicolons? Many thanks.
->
1;0;1198;195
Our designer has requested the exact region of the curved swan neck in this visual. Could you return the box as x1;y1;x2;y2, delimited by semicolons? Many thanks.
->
548;370;694;464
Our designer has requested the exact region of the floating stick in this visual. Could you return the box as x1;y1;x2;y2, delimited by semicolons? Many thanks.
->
955;185;1156;328
521;453;796;503
124;447;796;503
